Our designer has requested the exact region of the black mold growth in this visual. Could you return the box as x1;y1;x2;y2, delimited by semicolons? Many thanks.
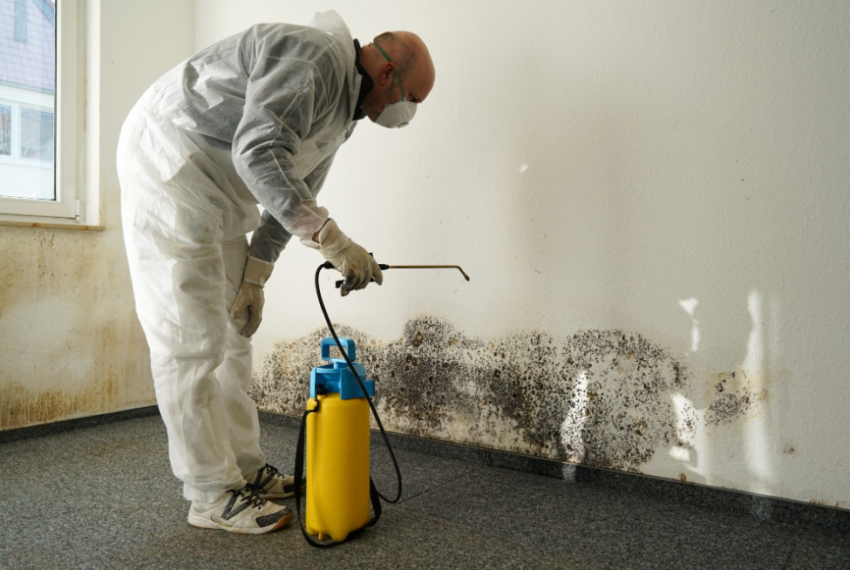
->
251;317;714;472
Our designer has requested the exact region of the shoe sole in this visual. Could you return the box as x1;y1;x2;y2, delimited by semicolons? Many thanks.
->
188;511;293;535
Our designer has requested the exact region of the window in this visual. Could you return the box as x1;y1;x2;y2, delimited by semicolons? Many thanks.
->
0;101;55;200
0;0;85;226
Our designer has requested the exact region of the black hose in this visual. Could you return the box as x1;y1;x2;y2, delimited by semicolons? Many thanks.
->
314;262;403;504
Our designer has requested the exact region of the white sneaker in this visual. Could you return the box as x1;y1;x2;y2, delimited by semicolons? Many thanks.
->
247;463;304;500
188;486;292;535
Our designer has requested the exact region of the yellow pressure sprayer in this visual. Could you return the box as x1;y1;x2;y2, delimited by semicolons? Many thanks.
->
292;260;469;548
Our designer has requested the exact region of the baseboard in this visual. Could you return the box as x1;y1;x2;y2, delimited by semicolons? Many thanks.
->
258;410;850;535
0;405;160;445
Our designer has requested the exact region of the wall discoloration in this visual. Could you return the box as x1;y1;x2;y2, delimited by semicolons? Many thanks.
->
253;316;724;472
704;370;767;426
0;222;155;432
0;377;119;429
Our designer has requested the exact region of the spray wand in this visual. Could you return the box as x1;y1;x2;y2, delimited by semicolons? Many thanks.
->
334;264;471;290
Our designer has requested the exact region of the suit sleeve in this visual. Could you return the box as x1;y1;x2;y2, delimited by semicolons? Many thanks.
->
247;142;345;262
232;34;341;242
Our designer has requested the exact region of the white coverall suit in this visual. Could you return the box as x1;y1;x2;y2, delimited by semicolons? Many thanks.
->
117;12;362;503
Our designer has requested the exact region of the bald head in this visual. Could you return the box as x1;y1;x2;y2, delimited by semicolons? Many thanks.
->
359;31;435;123
373;31;435;99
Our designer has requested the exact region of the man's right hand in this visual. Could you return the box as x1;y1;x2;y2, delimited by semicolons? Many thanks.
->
307;219;383;296
231;255;274;337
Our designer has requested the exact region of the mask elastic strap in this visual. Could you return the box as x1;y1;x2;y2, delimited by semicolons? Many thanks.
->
373;42;406;105
373;42;392;62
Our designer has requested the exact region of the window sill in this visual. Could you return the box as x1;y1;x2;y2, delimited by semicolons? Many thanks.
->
0;213;105;231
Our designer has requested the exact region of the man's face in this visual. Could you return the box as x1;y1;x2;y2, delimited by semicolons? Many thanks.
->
361;62;413;123
361;72;396;123
362;39;434;123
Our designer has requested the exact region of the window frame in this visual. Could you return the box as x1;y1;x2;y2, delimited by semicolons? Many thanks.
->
0;0;85;226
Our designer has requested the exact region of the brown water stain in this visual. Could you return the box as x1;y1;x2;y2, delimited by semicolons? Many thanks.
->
0;225;154;432
0;376;120;431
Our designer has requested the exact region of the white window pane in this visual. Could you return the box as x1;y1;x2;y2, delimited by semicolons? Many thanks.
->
21;107;54;161
0;104;10;156
0;0;56;201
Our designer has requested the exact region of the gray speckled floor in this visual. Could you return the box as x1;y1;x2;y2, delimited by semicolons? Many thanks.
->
1;417;848;570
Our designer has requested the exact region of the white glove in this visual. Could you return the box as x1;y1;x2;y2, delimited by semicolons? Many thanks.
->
302;219;383;296
231;255;274;337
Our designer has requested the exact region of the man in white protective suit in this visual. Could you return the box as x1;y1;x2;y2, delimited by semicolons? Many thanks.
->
117;11;435;534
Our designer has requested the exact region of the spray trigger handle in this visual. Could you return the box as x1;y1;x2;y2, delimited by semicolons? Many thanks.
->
334;264;389;289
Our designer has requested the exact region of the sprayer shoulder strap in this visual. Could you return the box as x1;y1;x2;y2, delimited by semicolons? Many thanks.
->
293;407;382;548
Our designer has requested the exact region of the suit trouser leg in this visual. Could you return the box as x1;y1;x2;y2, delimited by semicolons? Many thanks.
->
120;170;247;502
218;236;266;478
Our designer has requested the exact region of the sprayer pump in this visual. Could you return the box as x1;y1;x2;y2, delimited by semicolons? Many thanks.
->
291;259;469;548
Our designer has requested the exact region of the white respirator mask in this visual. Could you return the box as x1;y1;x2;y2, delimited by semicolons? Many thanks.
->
373;43;417;129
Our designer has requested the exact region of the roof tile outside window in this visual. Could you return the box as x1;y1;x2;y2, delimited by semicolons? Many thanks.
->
0;0;55;94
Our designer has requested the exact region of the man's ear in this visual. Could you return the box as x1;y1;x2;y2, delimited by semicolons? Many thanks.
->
380;62;396;85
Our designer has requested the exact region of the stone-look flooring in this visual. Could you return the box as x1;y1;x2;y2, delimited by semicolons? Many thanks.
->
1;416;848;569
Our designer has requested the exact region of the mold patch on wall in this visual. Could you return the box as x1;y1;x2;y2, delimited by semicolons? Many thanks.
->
704;370;767;426
253;316;712;472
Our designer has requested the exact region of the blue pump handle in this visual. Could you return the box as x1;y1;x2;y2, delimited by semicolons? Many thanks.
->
321;337;356;362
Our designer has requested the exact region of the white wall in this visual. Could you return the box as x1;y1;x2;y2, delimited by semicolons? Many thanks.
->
205;0;850;508
0;0;195;430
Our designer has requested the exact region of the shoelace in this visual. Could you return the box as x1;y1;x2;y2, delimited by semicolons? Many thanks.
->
221;486;266;520
250;463;280;491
